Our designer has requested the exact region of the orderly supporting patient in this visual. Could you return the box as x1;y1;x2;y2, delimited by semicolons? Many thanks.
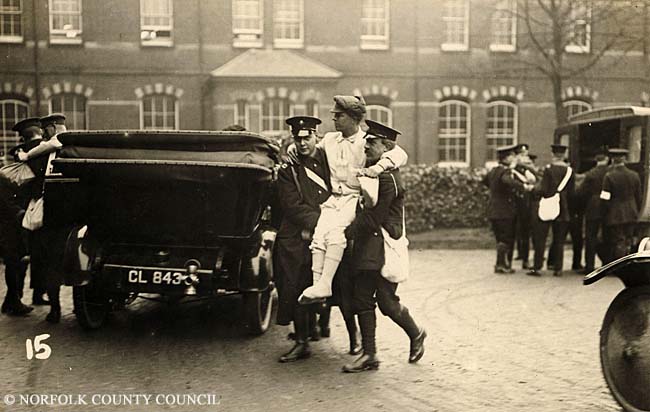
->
342;120;425;373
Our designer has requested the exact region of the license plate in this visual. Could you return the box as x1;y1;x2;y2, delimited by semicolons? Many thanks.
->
126;269;185;286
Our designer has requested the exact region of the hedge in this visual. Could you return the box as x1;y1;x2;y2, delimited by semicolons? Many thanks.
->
401;165;490;233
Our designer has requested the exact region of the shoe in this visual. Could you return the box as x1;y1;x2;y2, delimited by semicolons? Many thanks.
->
522;260;531;270
45;306;61;323
309;328;320;342
278;342;311;363
409;328;427;363
495;266;514;274
299;281;333;301
580;267;595;275
1;299;9;314
32;295;50;306
572;264;584;271
342;353;380;373
553;270;563;277
5;302;34;316
514;255;522;261
527;269;542;277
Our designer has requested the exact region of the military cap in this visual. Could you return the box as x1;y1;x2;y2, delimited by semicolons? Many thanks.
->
330;95;366;119
365;119;401;141
496;144;518;157
608;148;629;156
39;113;66;127
285;116;321;137
550;143;568;153
515;143;529;153
11;117;42;136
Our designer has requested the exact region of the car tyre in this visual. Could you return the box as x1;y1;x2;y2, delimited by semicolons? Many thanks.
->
73;283;109;330
242;286;275;335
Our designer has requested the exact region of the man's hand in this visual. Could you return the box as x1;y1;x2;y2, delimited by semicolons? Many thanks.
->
300;229;312;241
286;143;299;164
17;149;28;162
357;164;383;178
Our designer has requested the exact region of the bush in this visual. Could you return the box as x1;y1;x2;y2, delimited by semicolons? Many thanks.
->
401;165;490;233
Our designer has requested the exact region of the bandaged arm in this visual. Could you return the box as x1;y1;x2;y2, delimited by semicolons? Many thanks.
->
368;144;408;175
17;136;62;161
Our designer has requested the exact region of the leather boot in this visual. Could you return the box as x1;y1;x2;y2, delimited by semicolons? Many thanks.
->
32;289;50;306
308;310;319;341
344;316;362;355
3;298;33;316
494;243;510;273
409;328;427;363
45;288;61;324
342;311;379;372
279;306;311;363
318;303;331;338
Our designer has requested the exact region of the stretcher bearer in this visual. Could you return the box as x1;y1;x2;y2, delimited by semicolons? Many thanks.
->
483;144;532;274
600;148;641;262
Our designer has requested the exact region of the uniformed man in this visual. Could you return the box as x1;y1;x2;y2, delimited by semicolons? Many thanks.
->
274;116;360;362
483;144;532;274
529;144;575;276
342;120;426;373
0;172;31;316
600;148;641;262
512;143;537;269
10;118;50;306
576;152;609;272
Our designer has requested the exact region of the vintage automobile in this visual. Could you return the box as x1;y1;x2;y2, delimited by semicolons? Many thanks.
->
44;130;280;334
556;106;650;411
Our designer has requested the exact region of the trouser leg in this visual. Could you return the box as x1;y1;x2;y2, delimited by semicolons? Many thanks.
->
532;220;549;270
3;257;26;305
376;275;420;339
551;221;569;272
358;310;377;356
570;213;584;268
584;220;601;270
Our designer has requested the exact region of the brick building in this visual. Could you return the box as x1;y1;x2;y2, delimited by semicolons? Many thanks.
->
1;0;648;166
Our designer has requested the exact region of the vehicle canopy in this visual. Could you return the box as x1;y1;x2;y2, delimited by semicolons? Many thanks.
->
554;106;650;222
46;130;280;245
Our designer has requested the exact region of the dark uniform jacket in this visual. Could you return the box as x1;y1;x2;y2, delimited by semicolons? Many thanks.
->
345;169;404;272
274;148;331;325
0;175;25;258
16;137;49;202
576;164;609;221
602;164;641;226
540;162;575;222
483;164;526;220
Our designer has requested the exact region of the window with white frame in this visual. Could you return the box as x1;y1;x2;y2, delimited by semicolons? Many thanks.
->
486;100;517;162
490;0;516;52
234;100;250;130
233;0;263;47
305;100;319;118
565;1;590;53
49;0;82;44
441;0;469;51
0;0;22;43
563;99;592;118
142;94;177;130
262;97;292;135
361;0;389;50
50;93;86;129
273;0;303;48
0;97;29;161
438;100;470;165
140;0;173;46
366;105;393;127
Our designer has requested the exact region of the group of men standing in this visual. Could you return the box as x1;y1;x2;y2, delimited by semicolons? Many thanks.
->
0;113;67;323
273;95;426;373
485;141;642;276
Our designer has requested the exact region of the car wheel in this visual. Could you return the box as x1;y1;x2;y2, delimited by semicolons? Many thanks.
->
242;287;275;335
600;285;650;412
72;283;109;330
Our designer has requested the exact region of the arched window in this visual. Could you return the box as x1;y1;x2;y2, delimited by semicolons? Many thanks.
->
366;105;393;126
262;97;292;135
50;93;86;129
141;94;177;130
234;99;250;130
486;100;517;162
438;99;470;165
563;100;592;119
0;96;29;162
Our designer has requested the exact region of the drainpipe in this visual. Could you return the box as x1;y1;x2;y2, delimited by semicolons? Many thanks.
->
31;0;41;116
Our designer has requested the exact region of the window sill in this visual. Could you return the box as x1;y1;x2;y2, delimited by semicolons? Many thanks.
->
565;45;590;54
360;42;389;51
441;43;468;52
437;161;469;168
489;44;516;52
273;40;304;49
49;37;83;45
141;40;174;47
233;40;263;48
0;36;23;44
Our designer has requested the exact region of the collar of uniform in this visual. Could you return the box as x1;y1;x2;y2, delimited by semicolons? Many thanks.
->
551;160;567;166
335;127;364;143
